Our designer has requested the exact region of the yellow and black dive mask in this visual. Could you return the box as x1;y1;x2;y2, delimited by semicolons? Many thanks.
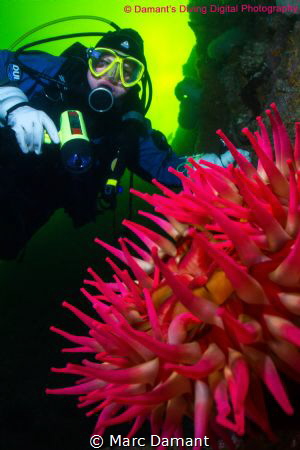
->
88;47;145;88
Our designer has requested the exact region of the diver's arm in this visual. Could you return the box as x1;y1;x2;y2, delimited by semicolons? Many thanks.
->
129;130;183;187
130;126;251;187
0;86;59;154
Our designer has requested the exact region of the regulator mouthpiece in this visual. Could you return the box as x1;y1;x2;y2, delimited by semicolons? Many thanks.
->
88;86;114;112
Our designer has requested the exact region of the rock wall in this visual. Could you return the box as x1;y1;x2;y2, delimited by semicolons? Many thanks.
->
173;4;300;157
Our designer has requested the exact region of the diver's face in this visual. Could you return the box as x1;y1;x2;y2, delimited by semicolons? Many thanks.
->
87;61;129;99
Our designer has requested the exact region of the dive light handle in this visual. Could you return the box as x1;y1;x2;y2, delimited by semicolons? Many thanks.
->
44;110;93;173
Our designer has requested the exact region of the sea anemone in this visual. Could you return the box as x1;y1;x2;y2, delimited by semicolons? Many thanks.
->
47;103;300;449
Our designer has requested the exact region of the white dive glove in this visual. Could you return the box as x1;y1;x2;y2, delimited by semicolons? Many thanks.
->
219;148;251;166
176;149;251;173
0;86;60;154
197;149;251;167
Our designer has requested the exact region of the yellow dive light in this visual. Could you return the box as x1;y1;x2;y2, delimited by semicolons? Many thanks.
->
44;111;121;196
45;110;93;173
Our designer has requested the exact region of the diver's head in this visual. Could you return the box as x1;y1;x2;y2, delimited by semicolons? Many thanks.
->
86;28;146;99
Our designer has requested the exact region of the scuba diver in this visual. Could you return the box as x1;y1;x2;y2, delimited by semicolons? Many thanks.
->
0;22;247;260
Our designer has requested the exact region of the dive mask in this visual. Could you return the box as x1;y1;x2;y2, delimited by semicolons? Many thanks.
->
87;47;145;88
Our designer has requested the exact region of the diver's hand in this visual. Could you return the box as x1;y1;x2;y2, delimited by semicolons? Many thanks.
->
220;149;251;166
7;105;60;154
177;149;252;173
198;153;223;166
0;86;59;154
195;149;251;167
